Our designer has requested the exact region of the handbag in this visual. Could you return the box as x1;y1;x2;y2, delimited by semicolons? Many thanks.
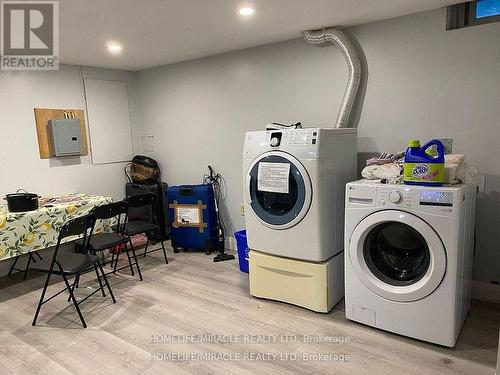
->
126;155;161;184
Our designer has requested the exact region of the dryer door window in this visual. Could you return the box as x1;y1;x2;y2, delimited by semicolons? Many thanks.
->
246;152;312;230
349;210;447;302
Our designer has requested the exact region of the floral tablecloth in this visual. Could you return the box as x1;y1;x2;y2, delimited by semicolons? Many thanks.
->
0;193;114;261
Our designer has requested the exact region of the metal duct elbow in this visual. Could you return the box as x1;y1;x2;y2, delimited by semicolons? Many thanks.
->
302;28;361;128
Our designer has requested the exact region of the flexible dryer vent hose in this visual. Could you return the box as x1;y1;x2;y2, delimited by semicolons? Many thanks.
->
302;28;361;128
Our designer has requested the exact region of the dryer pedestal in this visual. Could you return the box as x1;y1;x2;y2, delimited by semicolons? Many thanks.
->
249;250;344;313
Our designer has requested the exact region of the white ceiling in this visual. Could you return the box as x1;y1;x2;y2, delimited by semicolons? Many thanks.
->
60;0;462;71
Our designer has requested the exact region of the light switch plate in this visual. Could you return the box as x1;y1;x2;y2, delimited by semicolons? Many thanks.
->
141;135;155;152
436;138;453;154
478;174;486;193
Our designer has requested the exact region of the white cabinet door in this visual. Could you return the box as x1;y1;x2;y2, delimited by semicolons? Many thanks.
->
84;79;133;164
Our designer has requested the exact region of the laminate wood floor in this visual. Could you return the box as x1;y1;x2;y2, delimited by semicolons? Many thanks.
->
0;245;498;375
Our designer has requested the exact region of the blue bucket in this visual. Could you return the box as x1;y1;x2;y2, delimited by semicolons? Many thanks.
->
234;230;249;273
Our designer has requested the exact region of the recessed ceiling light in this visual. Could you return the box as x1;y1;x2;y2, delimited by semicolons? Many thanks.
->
106;42;123;54
238;7;255;16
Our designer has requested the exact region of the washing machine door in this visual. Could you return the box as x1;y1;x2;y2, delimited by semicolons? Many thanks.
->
349;210;446;302
246;151;312;230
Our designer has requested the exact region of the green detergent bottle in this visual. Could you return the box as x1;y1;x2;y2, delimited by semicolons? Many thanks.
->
403;139;445;186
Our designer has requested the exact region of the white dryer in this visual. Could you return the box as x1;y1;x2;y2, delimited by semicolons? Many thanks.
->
243;127;357;262
345;180;476;347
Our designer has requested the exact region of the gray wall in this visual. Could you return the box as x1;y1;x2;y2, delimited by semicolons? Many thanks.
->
0;65;141;200
137;8;500;282
0;65;140;276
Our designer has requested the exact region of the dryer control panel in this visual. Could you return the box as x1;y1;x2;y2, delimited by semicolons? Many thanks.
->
244;127;356;160
265;129;320;158
284;129;318;146
270;129;319;147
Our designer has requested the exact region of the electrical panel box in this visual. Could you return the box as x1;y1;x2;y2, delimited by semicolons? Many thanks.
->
48;119;83;157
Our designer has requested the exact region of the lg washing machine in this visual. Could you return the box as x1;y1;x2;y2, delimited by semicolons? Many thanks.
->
345;179;476;346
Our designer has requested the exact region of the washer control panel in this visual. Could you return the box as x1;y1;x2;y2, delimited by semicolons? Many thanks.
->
376;185;456;215
346;181;461;217
419;190;454;207
388;190;403;203
378;187;413;208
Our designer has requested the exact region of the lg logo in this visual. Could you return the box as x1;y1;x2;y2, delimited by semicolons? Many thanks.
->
1;1;59;70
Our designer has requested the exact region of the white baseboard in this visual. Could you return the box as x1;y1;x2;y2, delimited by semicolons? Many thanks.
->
2;247;496;304
225;236;237;253
471;280;500;304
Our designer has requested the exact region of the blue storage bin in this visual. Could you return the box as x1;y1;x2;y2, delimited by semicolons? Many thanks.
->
234;230;249;273
167;184;218;252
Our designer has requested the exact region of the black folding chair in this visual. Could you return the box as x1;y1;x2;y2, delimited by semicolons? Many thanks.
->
85;201;143;281
120;193;168;265
31;213;116;328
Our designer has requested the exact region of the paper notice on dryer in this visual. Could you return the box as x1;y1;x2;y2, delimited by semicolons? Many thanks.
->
257;162;290;194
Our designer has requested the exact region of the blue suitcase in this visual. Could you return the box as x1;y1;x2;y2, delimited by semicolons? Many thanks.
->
167;184;218;253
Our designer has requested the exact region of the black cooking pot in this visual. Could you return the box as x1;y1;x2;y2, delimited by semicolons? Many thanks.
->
4;189;40;212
